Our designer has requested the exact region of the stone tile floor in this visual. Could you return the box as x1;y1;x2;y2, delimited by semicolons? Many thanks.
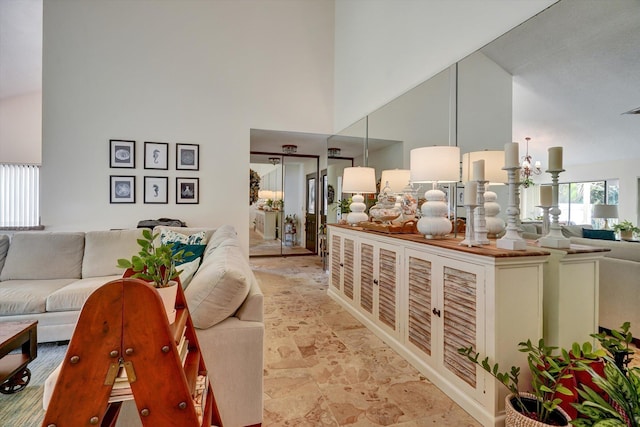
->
251;255;640;426
251;255;481;426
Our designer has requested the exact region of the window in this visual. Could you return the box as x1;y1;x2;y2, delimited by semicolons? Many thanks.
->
558;179;618;226
0;164;41;229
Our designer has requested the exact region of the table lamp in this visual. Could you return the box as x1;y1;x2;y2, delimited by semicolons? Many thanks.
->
342;167;376;225
592;204;618;230
410;146;460;239
380;169;410;194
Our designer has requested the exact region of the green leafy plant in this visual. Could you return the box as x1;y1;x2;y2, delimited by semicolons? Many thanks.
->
591;322;634;373
459;340;604;425
116;229;190;288
333;198;351;214
612;220;639;234
571;361;640;427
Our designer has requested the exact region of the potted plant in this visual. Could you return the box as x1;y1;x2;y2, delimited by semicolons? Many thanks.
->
612;220;639;241
570;322;638;427
459;339;605;426
117;229;191;323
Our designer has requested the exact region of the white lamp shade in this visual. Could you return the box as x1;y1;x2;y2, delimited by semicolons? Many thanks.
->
410;146;460;183
461;150;507;184
592;204;618;219
342;167;376;194
380;169;410;193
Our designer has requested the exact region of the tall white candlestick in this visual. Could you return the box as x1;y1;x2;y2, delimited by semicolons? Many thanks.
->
548;146;563;170
504;143;519;168
464;181;478;206
540;185;553;207
472;160;485;182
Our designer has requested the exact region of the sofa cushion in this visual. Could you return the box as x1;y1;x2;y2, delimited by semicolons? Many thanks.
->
177;258;200;288
0;232;85;281
0;234;9;274
202;225;237;261
0;279;76;315
562;224;590;238
185;245;251;328
82;229;144;278
582;228;615;241
46;275;121;312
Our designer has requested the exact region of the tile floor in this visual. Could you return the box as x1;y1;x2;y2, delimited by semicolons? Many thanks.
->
251;255;481;426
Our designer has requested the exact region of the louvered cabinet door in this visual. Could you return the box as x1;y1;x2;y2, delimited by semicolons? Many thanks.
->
359;242;375;315
440;261;484;395
377;247;398;332
343;238;356;301
330;234;342;291
406;252;433;359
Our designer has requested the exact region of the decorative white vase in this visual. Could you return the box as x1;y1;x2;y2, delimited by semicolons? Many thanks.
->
155;281;178;324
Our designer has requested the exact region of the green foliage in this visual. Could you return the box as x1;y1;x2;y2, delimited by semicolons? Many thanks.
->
116;229;191;288
612;220;639;234
459;339;604;424
334;198;351;214
573;322;639;427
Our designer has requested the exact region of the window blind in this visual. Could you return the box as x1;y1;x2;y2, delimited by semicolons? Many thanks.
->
0;163;40;228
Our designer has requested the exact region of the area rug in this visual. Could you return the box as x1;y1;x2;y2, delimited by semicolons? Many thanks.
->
0;342;68;426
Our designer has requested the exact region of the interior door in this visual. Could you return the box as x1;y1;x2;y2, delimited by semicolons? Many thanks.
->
305;173;317;252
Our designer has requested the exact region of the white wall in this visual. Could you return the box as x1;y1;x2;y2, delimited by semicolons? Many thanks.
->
42;0;334;254
334;0;555;131
0;92;42;164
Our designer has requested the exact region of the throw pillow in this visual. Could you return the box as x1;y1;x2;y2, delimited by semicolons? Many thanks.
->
160;229;206;246
582;228;616;241
177;258;200;288
171;243;206;265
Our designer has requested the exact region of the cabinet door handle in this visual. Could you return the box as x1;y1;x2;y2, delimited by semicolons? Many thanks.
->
432;308;441;317
373;279;379;285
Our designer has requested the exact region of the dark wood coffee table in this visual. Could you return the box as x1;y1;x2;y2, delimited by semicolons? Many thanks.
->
0;320;38;394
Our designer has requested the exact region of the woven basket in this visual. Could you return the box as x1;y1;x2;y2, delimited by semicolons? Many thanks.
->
505;393;570;427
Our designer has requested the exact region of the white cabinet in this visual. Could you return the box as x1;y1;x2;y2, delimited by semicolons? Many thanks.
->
255;210;279;240
327;225;551;427
358;239;402;338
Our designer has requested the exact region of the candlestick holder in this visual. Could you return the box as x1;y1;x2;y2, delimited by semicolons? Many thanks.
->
539;169;570;248
474;180;489;244
497;167;527;250
536;205;551;236
460;204;480;247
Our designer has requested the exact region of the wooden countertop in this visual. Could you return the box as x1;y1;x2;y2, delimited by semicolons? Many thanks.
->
329;223;610;258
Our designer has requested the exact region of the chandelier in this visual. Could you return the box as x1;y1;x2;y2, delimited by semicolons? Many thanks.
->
327;147;341;157
268;157;280;165
282;144;297;154
521;137;541;187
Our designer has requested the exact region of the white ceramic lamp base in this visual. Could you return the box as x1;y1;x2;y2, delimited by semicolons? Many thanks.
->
347;194;368;225
417;188;452;239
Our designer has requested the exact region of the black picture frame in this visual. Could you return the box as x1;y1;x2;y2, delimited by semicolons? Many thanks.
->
176;143;199;170
109;139;135;168
176;177;199;204
144;141;169;170
110;176;136;203
144;176;169;204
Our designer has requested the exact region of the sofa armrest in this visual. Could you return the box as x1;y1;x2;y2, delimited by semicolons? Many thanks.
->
235;279;263;322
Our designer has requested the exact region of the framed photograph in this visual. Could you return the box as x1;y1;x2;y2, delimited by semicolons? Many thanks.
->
109;139;135;168
176;143;199;170
144;176;168;204
110;176;136;203
144;141;169;170
176;177;199;204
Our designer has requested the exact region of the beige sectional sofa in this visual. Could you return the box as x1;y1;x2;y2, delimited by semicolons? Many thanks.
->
0;226;264;427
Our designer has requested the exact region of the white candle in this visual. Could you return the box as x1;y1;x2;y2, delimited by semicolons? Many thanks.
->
464;181;478;206
548;147;563;170
540;185;552;207
504;142;519;168
472;160;485;181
